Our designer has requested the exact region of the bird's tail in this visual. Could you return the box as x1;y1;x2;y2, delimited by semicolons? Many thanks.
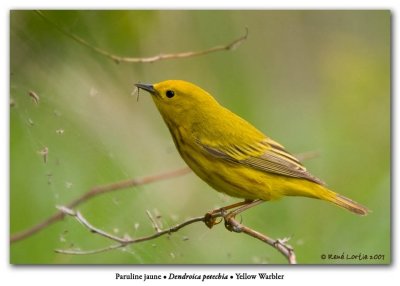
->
316;185;369;216
327;192;369;215
287;181;370;215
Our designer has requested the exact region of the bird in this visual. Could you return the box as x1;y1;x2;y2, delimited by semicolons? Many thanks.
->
135;80;369;217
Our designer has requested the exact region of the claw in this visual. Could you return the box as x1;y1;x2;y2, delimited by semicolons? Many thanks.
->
223;213;243;233
224;219;234;232
204;212;223;229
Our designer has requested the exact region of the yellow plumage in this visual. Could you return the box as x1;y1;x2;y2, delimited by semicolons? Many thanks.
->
136;80;368;215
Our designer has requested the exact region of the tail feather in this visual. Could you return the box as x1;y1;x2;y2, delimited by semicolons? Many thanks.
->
327;192;369;216
301;183;370;216
281;179;369;215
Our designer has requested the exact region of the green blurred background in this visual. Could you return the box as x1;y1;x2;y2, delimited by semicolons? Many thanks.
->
10;10;390;264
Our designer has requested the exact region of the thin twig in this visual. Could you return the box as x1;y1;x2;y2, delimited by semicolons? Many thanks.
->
224;216;297;264
55;206;207;255
55;206;296;264
55;244;126;255
146;210;162;233
35;10;248;64
10;167;191;243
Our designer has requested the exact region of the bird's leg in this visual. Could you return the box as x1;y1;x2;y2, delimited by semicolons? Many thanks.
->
204;199;255;229
227;199;264;217
223;199;264;232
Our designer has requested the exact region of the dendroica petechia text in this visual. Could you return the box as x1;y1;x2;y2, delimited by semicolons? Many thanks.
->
135;80;368;216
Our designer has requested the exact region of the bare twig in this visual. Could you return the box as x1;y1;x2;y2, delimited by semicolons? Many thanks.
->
55;206;207;255
55;244;126;255
10;167;191;243
146;210;162;233
57;206;127;243
224;216;296;264
35;10;248;64
55;205;296;264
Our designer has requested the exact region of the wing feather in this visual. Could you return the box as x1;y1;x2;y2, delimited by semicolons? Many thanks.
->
197;137;325;185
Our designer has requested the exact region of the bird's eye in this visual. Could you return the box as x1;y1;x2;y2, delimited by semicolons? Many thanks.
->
166;90;175;98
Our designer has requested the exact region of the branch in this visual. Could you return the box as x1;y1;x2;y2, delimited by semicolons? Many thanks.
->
10;167;191;243
224;216;296;264
54;206;207;255
55;206;296;264
35;10;248;64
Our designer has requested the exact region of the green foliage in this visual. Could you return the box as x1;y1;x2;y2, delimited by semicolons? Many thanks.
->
10;10;390;264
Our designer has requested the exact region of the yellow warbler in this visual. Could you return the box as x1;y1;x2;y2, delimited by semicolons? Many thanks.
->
135;80;368;215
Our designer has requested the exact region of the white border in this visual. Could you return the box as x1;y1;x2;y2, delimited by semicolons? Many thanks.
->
3;1;397;286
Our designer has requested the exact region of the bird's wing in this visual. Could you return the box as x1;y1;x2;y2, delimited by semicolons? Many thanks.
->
196;136;325;185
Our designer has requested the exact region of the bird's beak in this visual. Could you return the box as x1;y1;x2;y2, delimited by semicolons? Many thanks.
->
135;83;156;95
